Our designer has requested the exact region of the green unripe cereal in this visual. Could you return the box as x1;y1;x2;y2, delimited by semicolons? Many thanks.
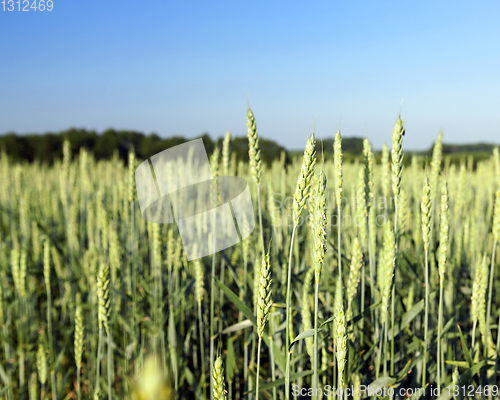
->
97;263;110;336
421;177;432;253
471;254;488;329
381;222;396;326
356;169;368;246
346;238;363;322
493;146;500;187
11;248;21;297
430;131;443;203
493;190;500;243
381;144;390;201
257;250;272;338
74;293;85;370
334;278;347;389
333;131;343;208
194;258;204;307
43;239;51;290
37;342;47;386
312;170;327;284
222;131;231;176
363;138;374;210
293;133;316;224
391;116;405;203
247;108;262;187
212;354;226;400
438;182;449;284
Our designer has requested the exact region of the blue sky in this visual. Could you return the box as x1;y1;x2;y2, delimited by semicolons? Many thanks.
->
1;1;499;151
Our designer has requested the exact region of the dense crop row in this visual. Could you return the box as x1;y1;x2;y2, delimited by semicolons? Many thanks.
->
0;112;499;399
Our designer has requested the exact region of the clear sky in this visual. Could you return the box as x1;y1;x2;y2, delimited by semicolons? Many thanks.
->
1;1;499;151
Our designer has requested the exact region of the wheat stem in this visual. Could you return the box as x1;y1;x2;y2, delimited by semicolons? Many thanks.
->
486;189;500;344
313;283;319;399
421;176;432;387
256;337;262;400
285;224;296;399
390;116;404;378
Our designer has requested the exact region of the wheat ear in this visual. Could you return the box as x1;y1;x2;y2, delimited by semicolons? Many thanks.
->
346;238;363;322
256;248;272;400
312;170;327;398
222;131;231;176
247;107;265;256
390;115;404;376
212;354;226;400
334;278;347;394
74;293;84;400
486;190;500;352
381;221;395;377
421;176;432;387
285;132;316;398
95;263;110;399
437;182;449;386
37;340;48;398
333;131;343;281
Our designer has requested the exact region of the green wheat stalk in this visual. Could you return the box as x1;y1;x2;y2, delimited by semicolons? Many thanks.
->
421;176;432;387
247;108;265;254
43;239;57;400
75;293;84;400
256;247;272;400
285;132;316;399
437;182;449;387
212;353;226;400
95;263;110;400
312;170;327;399
390;115;404;377
486;190;500;352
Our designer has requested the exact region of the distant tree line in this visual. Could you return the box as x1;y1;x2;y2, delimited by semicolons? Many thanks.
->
1;128;497;167
0;128;291;166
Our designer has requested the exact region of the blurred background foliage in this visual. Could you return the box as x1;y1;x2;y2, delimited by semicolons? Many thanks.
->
0;128;497;169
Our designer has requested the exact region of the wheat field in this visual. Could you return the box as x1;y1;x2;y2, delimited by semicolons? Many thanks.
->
0;112;499;399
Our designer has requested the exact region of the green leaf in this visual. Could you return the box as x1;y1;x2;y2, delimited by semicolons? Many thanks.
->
272;302;301;312
222;319;253;334
321;301;381;327
348;301;382;326
367;376;397;391
0;362;10;386
396;359;412;382
456;324;473;368
289;329;321;351
457;359;487;385
214;277;253;321
445;360;469;368
214;277;286;373
125;340;137;360
410;386;426;400
183;365;202;398
388;291;437;337
168;308;178;370
435;388;452;400
168;309;177;347
246;370;314;394
435;360;488;400
0;385;11;397
226;336;235;383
